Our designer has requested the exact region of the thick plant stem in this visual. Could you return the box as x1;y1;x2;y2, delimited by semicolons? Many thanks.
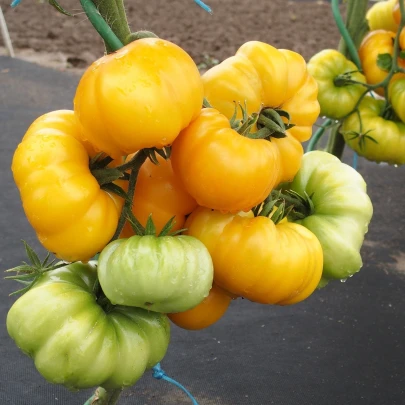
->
91;0;131;52
84;387;122;405
327;0;369;158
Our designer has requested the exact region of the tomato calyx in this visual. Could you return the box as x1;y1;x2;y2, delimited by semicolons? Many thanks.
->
276;189;315;220
4;241;68;296
334;70;366;87
228;102;294;140
126;30;159;43
343;129;378;151
252;191;292;224
126;214;186;237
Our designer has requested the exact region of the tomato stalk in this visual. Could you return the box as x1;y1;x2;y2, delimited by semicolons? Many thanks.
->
325;0;369;158
83;387;122;405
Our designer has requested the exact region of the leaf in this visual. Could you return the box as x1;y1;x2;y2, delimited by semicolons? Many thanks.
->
48;0;73;16
376;53;393;71
400;50;405;60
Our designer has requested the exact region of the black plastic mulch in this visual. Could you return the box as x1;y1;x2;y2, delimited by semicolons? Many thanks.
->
0;55;404;405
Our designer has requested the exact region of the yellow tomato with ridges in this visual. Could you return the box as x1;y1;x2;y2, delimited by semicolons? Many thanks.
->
202;41;320;143
74;38;204;158
12;110;124;262
171;108;281;212
185;207;323;305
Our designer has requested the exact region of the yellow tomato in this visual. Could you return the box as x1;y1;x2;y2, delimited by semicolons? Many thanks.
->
185;207;323;305
74;38;204;158
168;284;233;330
367;0;398;32
12;110;124;262
359;30;405;95
202;42;320;143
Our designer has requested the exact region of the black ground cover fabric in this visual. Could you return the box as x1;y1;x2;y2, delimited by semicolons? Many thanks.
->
0;56;404;405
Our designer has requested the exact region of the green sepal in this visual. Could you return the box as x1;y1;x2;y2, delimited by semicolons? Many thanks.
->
101;183;128;201
48;0;73;16
5;241;68;296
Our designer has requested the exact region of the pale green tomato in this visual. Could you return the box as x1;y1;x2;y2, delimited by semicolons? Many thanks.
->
307;49;367;119
98;235;214;313
7;262;170;390
288;151;373;284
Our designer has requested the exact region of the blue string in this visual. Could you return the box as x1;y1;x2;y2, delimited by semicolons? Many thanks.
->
193;0;212;14
352;152;358;170
152;363;199;405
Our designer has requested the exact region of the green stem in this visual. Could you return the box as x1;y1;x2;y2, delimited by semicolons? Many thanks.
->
84;387;122;405
80;0;124;52
327;0;369;158
110;150;148;241
306;118;333;152
92;0;131;48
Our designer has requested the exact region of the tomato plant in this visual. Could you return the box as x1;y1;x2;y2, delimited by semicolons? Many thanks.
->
184;207;323;305
11;110;124;262
7;262;170;390
74;38;204;158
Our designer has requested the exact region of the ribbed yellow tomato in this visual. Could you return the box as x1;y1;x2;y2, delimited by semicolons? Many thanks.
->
74;38;204;158
11;110;124;262
184;207;323;305
171;108;282;212
202;41;320;143
359;30;405;95
367;0;398;32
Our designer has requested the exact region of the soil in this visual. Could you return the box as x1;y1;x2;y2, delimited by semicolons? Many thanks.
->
0;0;346;73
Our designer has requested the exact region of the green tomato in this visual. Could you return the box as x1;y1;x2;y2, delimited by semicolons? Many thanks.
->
288;151;373;284
389;76;405;125
342;96;405;165
98;234;214;313
307;49;366;119
7;262;170;390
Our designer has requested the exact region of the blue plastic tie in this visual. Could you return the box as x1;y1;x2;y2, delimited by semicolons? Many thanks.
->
193;0;212;14
352;152;358;170
152;363;199;405
10;0;21;7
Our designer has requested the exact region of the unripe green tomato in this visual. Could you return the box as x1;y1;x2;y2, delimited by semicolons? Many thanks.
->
7;262;170;390
288;151;373;284
307;49;366;119
98;235;214;313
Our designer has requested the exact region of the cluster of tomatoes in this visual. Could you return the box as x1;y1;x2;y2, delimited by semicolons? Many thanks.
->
308;0;405;165
7;37;373;391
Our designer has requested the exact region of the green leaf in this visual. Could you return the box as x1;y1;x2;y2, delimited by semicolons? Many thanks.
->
48;0;73;16
399;50;405;60
376;53;393;71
